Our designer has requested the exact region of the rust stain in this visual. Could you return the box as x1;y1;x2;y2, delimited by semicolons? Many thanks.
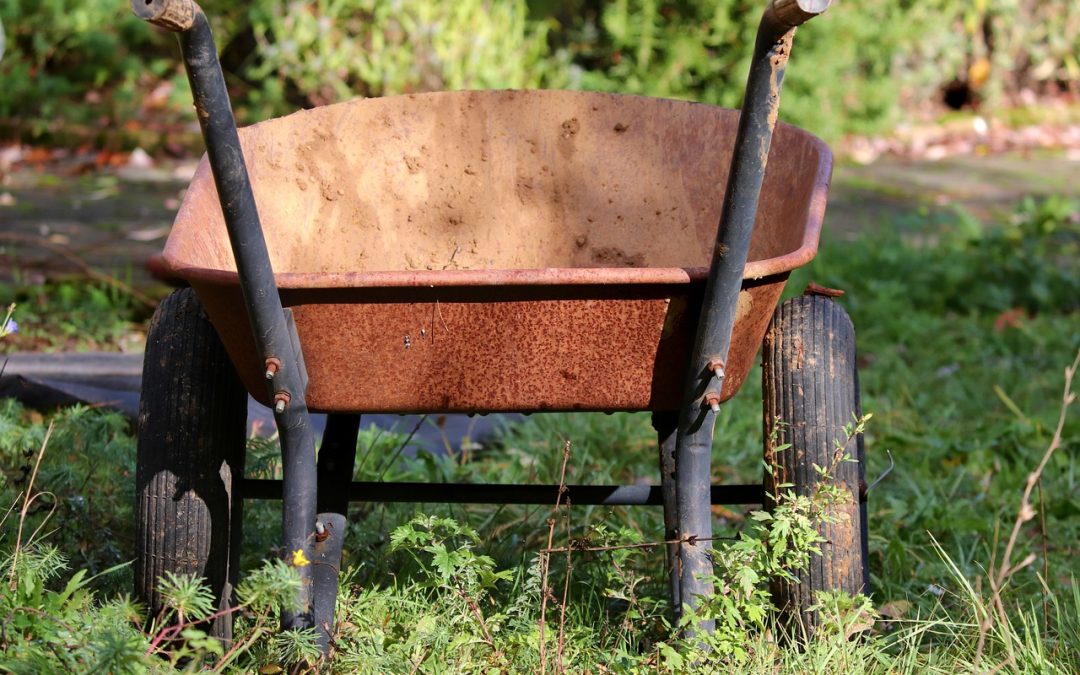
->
824;495;860;587
791;337;805;370
196;280;786;413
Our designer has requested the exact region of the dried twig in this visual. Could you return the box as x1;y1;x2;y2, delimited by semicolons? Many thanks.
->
211;615;269;674
539;440;571;675
976;348;1079;666
8;422;54;589
1037;480;1049;632
556;497;573;672
147;599;255;658
456;581;496;648
407;646;431;675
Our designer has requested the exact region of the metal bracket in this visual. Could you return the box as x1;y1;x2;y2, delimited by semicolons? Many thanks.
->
863;449;894;500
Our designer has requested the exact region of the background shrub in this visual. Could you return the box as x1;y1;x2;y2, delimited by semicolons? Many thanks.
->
1;1;1079;147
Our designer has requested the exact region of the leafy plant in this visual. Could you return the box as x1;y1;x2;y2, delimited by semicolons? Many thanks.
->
331;515;519;672
0;544;150;674
0;400;135;582
664;417;869;666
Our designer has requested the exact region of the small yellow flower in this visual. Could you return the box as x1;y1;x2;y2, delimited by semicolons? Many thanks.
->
291;548;311;567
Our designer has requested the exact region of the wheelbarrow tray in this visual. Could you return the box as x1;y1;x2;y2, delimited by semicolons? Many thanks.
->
160;90;831;413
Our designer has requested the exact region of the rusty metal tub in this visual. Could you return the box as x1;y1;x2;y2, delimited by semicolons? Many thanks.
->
160;89;830;414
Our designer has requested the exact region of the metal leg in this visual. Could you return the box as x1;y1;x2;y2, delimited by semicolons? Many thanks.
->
276;405;319;630
652;411;682;624
675;409;716;635
316;414;362;515
312;414;361;655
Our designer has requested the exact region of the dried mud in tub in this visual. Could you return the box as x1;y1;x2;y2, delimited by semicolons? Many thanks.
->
165;90;829;413
281;92;697;274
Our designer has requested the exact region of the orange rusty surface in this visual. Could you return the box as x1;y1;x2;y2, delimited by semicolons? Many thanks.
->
163;90;831;412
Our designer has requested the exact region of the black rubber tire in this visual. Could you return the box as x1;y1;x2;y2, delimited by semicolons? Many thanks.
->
762;295;867;634
135;288;247;640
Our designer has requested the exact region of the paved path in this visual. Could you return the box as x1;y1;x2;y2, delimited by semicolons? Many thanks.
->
1;161;192;289
827;151;1080;239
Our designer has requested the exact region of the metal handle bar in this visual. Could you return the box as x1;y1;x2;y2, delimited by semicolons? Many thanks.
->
132;0;196;31
764;0;831;31
673;0;830;636
131;0;319;635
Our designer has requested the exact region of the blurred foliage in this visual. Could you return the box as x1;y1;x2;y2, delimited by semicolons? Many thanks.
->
817;195;1080;316
549;0;1080;139
0;2;156;141
248;0;561;106
553;0;907;139
0;279;151;353
1;0;1079;146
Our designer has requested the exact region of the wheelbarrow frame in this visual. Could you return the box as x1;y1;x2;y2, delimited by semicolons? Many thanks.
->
132;0;850;654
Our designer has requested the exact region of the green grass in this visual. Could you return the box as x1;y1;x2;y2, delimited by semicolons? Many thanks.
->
0;196;1078;671
0;278;154;353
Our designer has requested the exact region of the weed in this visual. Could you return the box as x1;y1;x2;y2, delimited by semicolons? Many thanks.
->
0;400;135;583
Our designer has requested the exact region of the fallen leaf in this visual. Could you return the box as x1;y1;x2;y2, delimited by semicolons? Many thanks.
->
127;226;171;242
994;307;1028;331
844;610;876;639
878;599;911;619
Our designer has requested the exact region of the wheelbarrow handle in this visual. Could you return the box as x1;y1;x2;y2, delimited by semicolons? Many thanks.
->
672;0;830;637
131;0;197;32
131;0;321;638
129;1;832;52
764;0;831;31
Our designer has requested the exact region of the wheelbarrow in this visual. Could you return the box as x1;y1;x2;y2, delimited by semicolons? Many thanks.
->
132;0;866;652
